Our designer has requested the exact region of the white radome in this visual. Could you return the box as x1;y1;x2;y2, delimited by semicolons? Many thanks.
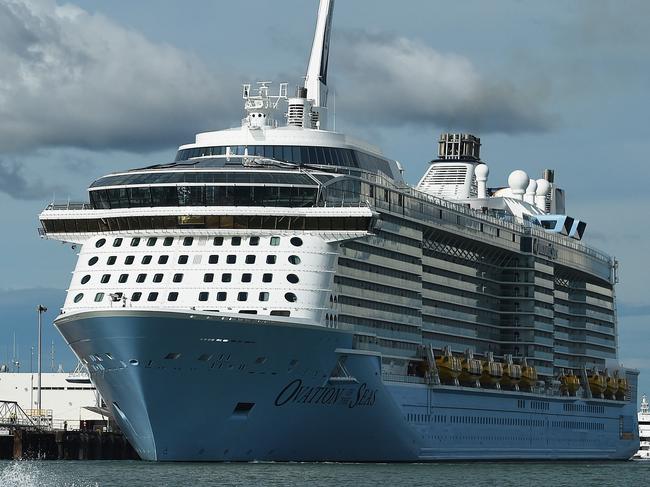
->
474;163;489;180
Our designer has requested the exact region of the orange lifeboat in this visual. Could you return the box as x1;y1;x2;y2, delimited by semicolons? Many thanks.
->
459;349;482;387
604;369;617;399
559;370;580;397
615;372;628;400
500;355;522;390
435;347;462;385
519;358;538;391
480;352;503;388
587;368;606;398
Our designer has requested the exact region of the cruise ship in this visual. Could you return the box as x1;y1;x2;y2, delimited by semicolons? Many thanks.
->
38;0;639;461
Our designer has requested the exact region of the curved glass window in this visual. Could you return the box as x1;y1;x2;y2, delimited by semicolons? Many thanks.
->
91;171;318;188
284;292;297;303
73;293;84;303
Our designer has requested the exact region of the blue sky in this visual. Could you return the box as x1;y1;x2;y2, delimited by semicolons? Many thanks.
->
0;0;648;400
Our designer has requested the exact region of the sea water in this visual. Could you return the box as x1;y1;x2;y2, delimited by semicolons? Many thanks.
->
1;459;648;487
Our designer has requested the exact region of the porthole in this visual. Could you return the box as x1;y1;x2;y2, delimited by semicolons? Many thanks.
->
88;256;99;266
81;275;91;285
284;292;297;303
241;273;252;283
142;255;152;264
183;236;194;246
131;292;142;302
100;274;111;284
237;292;248;302
118;274;128;284
204;273;214;283
199;292;209;302
173;273;183;283
147;237;157;247
287;274;299;284
95;238;106;248
259;292;269;302
266;255;276;264
217;292;227;301
112;238;123;247
130;237;140;247
153;273;163;283
163;237;174;246
107;256;117;265
288;255;301;265
232;236;241;246
178;255;189;264
290;237;303;247
209;255;219;264
158;255;169;264
222;273;232;283
136;274;146;283
125;255;135;265
147;292;158;302
94;292;105;302
73;293;84;303
226;255;236;264
168;292;179;302
245;255;256;264
262;273;273;283
270;237;280;246
249;236;260;246
213;236;224;246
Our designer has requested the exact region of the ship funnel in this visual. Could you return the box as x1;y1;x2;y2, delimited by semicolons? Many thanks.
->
304;0;335;129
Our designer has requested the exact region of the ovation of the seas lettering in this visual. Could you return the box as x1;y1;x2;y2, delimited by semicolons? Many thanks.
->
274;379;377;408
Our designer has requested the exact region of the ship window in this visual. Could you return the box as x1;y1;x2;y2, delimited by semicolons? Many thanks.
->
262;273;273;283
163;237;174;246
217;292;227;301
232;236;241;246
284;292;297;303
147;292;158;302
88;256;99;266
136;274;146;283
131;292;142;301
241;273;252;283
270;310;290;317
118;274;128;283
287;274;299;284
125;256;135;265
158;255;169;264
173;273;183;283
249;236;260;246
239;310;257;315
94;292;104;302
153;273;164;283
165;353;181;360
142;255;152;264
222;273;232;283
226;255;236;264
168;292;179;302
270;236;280;246
266;255;276;264
73;293;84;303
131;237;140;247
178;255;189;264
183;237;194;246
290;237;303;247
95;238;106;248
199;292;209;301
204;273;214;283
237;292;248;302
107;256;117;265
245;255;256;264
288;255;301;265
113;238;123;247
198;354;212;361
213;236;224;246
146;237;156;246
101;274;111;284
81;275;91;285
209;255;219;264
259;292;269;302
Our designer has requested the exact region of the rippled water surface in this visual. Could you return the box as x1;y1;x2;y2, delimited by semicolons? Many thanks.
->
1;459;649;486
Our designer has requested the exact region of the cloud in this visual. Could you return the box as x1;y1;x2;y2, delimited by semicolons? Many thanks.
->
0;0;241;153
0;158;64;199
333;32;553;134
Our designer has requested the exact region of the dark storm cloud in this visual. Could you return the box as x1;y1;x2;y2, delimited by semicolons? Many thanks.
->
332;31;553;134
0;159;64;200
0;0;241;153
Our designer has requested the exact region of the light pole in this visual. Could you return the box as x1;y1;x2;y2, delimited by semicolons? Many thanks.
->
36;304;47;427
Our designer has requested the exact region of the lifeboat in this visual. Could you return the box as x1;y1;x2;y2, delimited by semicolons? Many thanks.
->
519;358;538;391
559;370;580;396
587;368;606;397
480;352;503;388
459;349;482;387
435;347;462;385
500;355;522;390
604;369;617;399
616;374;628;401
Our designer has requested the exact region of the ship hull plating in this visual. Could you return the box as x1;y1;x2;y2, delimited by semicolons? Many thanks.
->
56;311;639;461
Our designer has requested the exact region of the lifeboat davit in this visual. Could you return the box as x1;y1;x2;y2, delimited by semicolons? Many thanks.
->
480;352;503;388
435;347;462;385
519;358;538;391
559;370;580;396
459;349;482;387
587;368;606;397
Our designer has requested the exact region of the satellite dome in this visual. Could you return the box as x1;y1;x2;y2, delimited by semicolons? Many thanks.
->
508;170;529;194
535;179;551;196
474;164;489;180
526;179;538;194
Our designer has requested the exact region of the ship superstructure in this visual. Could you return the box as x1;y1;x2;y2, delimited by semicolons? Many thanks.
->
38;0;639;461
633;395;650;459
